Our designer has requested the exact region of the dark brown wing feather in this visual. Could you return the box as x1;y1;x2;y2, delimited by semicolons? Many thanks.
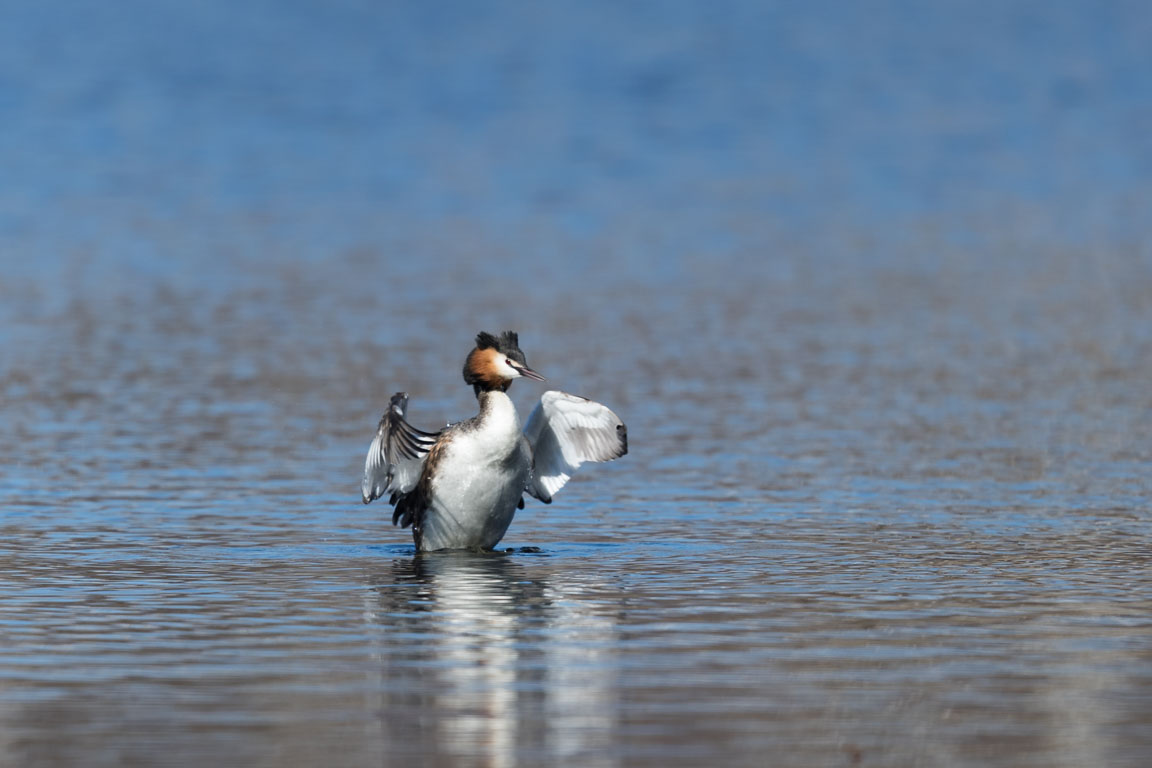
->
362;393;441;504
391;436;452;550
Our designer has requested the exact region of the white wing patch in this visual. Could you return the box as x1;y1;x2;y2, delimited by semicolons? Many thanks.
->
523;390;628;503
362;393;440;504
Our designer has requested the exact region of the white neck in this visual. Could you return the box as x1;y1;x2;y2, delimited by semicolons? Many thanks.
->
477;390;520;433
451;390;522;460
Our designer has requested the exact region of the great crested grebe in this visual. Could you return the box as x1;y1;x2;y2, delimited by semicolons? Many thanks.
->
361;331;628;552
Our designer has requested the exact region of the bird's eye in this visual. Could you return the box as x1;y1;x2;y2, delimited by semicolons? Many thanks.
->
506;358;517;367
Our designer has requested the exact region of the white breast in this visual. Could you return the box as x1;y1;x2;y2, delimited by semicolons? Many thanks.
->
420;392;531;550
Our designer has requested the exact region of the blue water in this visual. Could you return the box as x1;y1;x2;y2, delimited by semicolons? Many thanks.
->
2;1;1151;766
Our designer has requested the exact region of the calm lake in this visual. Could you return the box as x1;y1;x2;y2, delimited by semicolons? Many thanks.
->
2;1;1151;766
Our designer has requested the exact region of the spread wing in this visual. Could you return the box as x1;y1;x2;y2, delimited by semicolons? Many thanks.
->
523;390;628;503
361;393;441;504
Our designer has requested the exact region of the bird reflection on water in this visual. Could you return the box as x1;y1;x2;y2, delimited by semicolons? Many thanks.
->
361;552;620;767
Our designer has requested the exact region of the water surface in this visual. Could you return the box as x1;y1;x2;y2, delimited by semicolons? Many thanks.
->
2;1;1151;766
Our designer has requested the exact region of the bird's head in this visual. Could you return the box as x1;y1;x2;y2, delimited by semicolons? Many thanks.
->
462;330;546;396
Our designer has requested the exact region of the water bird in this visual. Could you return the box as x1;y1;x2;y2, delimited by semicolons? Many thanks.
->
362;331;628;551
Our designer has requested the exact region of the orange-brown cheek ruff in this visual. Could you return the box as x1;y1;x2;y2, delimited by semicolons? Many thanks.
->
463;348;511;393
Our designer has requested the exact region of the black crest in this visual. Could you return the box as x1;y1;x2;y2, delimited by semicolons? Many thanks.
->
474;331;526;364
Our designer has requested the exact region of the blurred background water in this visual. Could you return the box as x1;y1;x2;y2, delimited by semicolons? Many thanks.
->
1;1;1151;766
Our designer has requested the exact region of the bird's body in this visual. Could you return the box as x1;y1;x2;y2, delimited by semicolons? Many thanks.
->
415;391;530;551
362;331;627;552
